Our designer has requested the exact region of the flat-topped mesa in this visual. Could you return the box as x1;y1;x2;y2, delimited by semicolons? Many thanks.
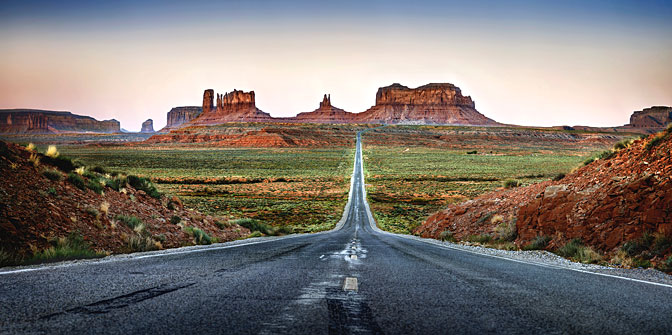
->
294;94;354;124
0;109;120;134
628;106;672;128
375;83;476;108
187;89;271;125
357;83;497;125
163;106;202;131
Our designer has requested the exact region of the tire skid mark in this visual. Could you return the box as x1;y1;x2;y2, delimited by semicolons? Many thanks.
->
40;282;196;319
214;242;311;273
326;287;383;335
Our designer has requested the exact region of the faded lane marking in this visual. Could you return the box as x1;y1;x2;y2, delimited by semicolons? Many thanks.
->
343;277;358;291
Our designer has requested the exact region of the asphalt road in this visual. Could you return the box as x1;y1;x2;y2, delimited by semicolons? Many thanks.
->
2;132;672;334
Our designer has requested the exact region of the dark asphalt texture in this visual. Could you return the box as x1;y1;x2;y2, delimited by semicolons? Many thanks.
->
1;132;672;334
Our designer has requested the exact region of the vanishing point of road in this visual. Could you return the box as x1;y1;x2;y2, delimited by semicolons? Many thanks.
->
2;132;671;334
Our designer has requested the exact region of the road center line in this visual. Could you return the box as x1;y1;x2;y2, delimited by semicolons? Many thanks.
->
343;277;358;291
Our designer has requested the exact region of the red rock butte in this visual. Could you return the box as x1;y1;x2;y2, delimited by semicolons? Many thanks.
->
178;83;499;128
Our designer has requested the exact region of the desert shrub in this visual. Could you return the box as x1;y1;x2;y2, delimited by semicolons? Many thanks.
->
47;187;57;196
85;206;100;217
622;232;654;257
214;220;229;229
115;214;143;229
184;226;212;245
126;235;158;252
91;166;107;174
583;157;597;166
44;155;78;172
556;238;584;257
233;218;276;235
29;153;40;167
494;219;517;242
503;180;520;188
42;169;62;181
86;180;103;194
105;177;121;191
644;131;670;151
466;150;478;155
466;234;492;244
552;173;566;181
651;233;672;256
154;234;166;243
170;215;182;225
597;149;616;160
30;232;103;263
127;175;161;199
83;170;98;180
0;249;19;267
26;143;36;151
658;256;672;273
67;172;86;190
556;239;602;264
438;230;455;242
45;145;59;158
523;235;551;250
613;138;634;150
631;257;652;269
475;212;494;225
100;201;109;215
248;231;263;238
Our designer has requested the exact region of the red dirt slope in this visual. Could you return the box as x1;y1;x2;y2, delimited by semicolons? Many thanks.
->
0;141;248;264
416;128;672;265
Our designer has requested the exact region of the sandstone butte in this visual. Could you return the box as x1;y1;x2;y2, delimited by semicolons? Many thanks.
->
415;127;672;267
140;119;155;133
0;109;120;134
176;83;499;128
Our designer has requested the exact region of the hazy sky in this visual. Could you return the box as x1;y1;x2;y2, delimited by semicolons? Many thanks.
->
1;0;671;131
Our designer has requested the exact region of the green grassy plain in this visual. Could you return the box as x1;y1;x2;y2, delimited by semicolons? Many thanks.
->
60;146;354;233
361;126;629;234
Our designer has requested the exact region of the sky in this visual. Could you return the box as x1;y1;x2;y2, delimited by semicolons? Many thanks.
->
1;0;671;131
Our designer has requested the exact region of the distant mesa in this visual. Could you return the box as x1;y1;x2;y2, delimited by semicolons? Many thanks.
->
161;106;202;132
627;106;671;129
0;109;119;134
140;119;155;133
163;82;499;129
355;83;498;125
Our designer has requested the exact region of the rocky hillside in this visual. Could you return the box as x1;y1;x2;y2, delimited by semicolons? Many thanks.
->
416;126;672;270
0;141;248;266
0;109;120;134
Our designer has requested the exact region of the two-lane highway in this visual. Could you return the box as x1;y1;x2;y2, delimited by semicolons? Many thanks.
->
1;132;672;334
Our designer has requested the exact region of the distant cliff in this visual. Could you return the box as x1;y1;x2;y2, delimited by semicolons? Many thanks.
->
628;106;672;129
162;106;202;131
164;83;498;129
186;89;272;126
0;109;119;134
355;83;497;125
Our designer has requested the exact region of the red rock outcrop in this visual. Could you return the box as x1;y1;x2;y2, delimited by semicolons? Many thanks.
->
162;106;202;131
627;106;672;129
294;94;355;123
355;83;498;125
0;140;248;263
165;84;498;129
187;89;272;125
140;119;154;133
0;109;120;134
416;127;672;264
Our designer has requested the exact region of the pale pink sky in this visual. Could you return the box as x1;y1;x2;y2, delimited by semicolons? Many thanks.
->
1;1;671;131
